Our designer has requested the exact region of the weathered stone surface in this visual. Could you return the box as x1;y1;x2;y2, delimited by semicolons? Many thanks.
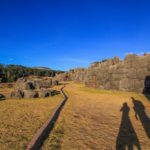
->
16;78;52;90
11;90;24;99
38;89;52;98
33;79;52;89
59;54;150;93
24;82;35;90
11;77;57;99
23;90;39;98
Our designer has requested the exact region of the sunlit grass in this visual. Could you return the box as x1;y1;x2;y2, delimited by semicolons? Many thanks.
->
0;87;13;98
0;94;62;150
71;82;148;102
43;82;150;149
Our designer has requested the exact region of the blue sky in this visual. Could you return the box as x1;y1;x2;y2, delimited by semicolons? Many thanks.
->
0;0;150;70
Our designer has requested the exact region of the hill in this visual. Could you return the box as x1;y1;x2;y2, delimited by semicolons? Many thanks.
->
0;64;64;83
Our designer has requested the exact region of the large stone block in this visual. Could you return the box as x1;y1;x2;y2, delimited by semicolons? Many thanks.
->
136;69;149;80
11;90;24;99
23;90;39;98
66;54;150;93
126;68;137;79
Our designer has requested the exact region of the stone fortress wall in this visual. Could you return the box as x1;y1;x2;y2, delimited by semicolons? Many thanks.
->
57;54;150;93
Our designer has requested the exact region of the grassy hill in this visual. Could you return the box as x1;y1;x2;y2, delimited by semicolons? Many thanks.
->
0;64;64;83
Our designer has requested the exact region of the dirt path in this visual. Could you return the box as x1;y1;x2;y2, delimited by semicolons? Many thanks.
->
43;82;150;150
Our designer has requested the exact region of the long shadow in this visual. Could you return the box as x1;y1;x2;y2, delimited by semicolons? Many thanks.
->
116;102;141;150
132;97;150;139
143;75;150;101
26;85;68;150
0;94;6;101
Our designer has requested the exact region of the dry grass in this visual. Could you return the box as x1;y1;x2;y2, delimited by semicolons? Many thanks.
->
43;82;150;150
0;83;14;98
0;89;63;149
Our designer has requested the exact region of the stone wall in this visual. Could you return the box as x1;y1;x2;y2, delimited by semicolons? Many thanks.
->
55;68;86;83
11;78;59;99
64;54;150;93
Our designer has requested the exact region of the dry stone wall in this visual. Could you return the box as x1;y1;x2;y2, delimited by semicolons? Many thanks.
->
64;54;150;93
55;68;86;83
11;77;59;99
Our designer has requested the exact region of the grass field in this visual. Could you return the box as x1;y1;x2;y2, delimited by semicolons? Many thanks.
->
0;86;63;150
0;84;14;99
43;82;150;150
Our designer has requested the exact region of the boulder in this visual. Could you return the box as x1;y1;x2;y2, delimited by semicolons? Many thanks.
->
24;82;35;90
23;90;38;98
33;79;52;89
11;90;24;99
38;89;52;98
16;78;35;90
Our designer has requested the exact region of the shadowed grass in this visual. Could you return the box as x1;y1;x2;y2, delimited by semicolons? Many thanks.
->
144;94;150;101
42;119;65;150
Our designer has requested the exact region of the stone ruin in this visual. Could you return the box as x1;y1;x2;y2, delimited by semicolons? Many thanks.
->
11;78;59;99
55;68;86;83
57;54;150;93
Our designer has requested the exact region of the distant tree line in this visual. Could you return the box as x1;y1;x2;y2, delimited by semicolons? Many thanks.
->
0;64;64;83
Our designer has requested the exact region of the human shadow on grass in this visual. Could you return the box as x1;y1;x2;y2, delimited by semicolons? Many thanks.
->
116;102;141;150
0;94;6;101
132;97;150;139
143;75;150;101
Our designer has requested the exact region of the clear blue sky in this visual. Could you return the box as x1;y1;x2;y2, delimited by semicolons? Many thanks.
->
0;0;150;70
